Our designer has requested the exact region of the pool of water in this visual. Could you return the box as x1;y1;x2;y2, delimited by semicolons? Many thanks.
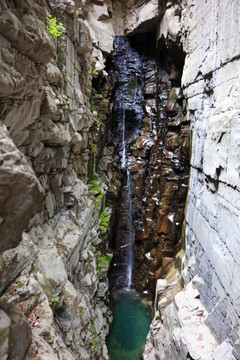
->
107;289;152;360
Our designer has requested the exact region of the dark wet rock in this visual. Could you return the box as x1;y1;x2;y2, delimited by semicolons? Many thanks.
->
107;35;189;299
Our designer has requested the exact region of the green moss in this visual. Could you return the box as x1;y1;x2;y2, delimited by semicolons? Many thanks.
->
90;99;97;112
96;252;112;275
89;314;102;358
168;88;177;100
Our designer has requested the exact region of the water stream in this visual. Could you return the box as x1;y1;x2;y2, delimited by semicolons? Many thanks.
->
107;36;152;359
108;36;145;290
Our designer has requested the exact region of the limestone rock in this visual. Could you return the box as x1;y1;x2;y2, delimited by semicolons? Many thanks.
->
144;280;219;360
34;247;68;298
0;309;10;360
0;232;38;295
157;2;181;43
213;340;235;360
181;0;240;352
25;334;59;360
125;0;160;35
0;302;32;360
0;126;44;253
0;3;54;64
86;2;115;53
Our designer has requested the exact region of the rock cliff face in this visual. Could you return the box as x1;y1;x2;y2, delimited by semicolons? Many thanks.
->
143;1;240;359
0;0;239;359
0;0;117;359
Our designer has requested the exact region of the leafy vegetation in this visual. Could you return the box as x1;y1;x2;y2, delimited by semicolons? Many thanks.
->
50;296;60;304
76;7;82;16
99;210;110;232
88;174;104;210
46;15;66;39
97;253;112;275
93;66;100;76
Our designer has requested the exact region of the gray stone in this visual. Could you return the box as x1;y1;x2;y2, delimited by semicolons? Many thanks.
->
213;340;235;360
125;0;160;35
0;126;44;253
0;232;38;295
25;334;59;360
0;5;54;64
0;309;10;360
34;247;68;298
0;302;32;360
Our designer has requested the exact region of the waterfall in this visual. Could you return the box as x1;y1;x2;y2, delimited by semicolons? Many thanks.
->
109;36;145;290
125;168;134;289
121;108;126;169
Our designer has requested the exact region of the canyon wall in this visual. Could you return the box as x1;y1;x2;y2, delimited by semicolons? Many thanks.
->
0;0;239;359
0;0;118;359
143;0;240;359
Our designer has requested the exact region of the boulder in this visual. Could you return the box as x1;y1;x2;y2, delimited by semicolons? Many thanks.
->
0;302;32;360
0;126;44;253
0;232;38;295
0;309;10;360
34;246;68;298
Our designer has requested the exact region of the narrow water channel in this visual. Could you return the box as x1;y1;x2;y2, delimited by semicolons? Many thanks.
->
107;36;153;360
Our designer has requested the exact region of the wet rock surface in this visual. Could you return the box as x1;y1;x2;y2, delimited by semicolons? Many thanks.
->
107;34;189;299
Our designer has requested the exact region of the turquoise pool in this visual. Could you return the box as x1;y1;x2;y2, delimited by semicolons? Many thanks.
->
107;289;152;360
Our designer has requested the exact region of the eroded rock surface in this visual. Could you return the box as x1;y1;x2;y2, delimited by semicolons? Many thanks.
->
0;0;239;359
0;0;117;359
144;0;240;359
0;127;43;253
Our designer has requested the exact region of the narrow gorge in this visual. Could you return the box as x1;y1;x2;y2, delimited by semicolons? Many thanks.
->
0;1;239;360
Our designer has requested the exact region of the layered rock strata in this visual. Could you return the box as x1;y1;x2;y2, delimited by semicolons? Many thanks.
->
107;33;189;299
0;0;118;359
143;0;240;359
0;0;239;359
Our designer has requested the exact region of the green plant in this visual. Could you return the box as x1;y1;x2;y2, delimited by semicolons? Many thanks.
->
96;117;104;131
99;210;110;232
89;315;102;358
76;7;82;15
50;296;60;304
90;99;97;112
97;253;112;275
46;15;66;39
99;254;112;266
93;66;100;76
91;144;95;154
88;176;104;196
61;71;70;83
88;174;105;211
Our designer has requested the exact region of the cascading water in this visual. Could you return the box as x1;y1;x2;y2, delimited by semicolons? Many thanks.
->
125;168;134;289
121;108;126;169
107;36;152;360
108;36;144;290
